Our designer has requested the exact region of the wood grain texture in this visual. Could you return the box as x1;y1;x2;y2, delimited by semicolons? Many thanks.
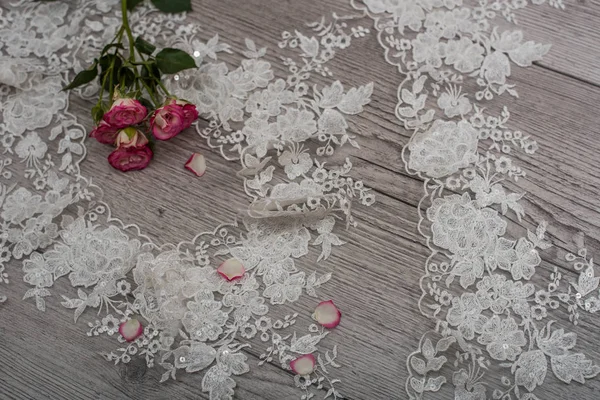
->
2;0;600;399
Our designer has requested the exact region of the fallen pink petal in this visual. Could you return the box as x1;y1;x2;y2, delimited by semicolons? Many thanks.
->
185;153;206;177
118;319;143;342
290;354;316;375
217;258;245;281
313;300;341;329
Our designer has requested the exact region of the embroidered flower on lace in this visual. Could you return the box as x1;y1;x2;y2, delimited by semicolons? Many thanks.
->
351;0;599;398
0;2;377;398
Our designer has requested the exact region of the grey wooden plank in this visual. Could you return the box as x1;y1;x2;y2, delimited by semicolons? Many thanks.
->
503;0;600;86
3;0;600;399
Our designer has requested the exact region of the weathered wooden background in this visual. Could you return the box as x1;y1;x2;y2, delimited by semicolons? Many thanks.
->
2;0;600;399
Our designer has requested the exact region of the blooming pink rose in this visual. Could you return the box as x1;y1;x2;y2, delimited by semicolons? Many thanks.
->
167;98;199;129
108;145;153;172
150;104;186;140
90;120;120;144
115;127;149;148
103;98;147;128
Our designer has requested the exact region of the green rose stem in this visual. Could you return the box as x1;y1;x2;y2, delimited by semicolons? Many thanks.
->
135;48;172;99
96;27;125;114
121;0;136;63
121;0;164;107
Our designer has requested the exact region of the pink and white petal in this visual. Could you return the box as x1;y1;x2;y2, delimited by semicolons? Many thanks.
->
185;153;206;177
313;300;341;329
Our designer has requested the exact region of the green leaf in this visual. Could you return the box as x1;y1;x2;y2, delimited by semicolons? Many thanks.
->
99;55;123;90
101;43;124;56
155;48;197;74
134;37;156;55
150;0;191;13
62;66;98;91
118;67;136;89
141;62;161;79
127;0;144;10
91;104;105;123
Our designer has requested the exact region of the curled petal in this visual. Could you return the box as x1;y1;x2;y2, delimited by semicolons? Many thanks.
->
119;319;143;342
313;300;341;329
290;354;316;375
217;258;245;281
185;153;206;177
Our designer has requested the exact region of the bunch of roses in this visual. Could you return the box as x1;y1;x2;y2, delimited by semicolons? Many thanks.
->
90;96;199;171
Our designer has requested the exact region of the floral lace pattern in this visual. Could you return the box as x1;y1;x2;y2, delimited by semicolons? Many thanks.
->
348;0;599;398
1;0;594;399
0;1;374;399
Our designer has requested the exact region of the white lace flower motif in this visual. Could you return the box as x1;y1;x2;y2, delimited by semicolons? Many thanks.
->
223;290;269;324
446;292;488;340
245;79;295;117
427;193;507;258
40;219;140;292
22;251;54;287
32;3;68;35
243;115;278;158
3;77;66;135
1;187;42;224
241;59;274;88
444;37;484;73
173;342;217;373
181;62;244;125
364;0;426;32
424;8;472;39
10;214;58;259
437;85;472;118
509;238;541;280
477;315;526;361
262;271;305;305
15;132;48;165
512;350;548;392
453;369;486;400
278;146;313;180
480;51;511;85
411;33;444;68
408;119;479;178
182;296;229;341
277;108;317;142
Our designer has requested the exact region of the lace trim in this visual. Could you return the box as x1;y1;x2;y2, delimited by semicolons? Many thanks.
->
0;2;373;398
1;0;594;398
348;0;599;398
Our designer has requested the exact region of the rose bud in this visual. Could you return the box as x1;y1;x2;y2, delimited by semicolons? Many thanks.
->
150;104;186;140
115;127;150;148
167;98;199;129
90;120;119;144
103;97;147;128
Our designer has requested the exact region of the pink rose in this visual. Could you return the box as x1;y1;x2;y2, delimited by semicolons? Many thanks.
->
115;127;149;148
150;104;186;140
167;98;199;129
90;120;120;144
108;145;153;172
103;98;147;128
